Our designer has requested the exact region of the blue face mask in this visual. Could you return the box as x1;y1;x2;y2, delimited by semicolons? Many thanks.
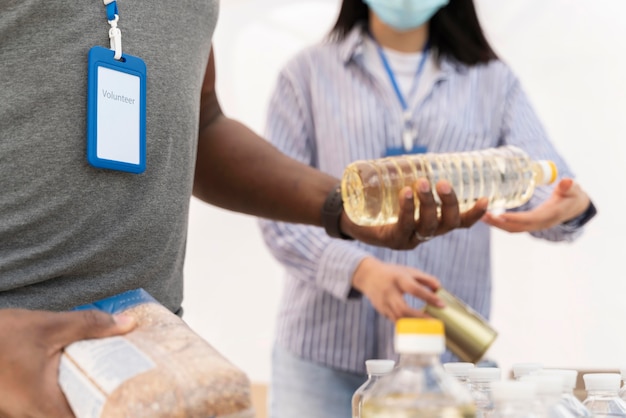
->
363;0;450;31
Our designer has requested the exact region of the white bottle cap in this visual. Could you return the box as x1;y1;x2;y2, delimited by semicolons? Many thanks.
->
365;359;395;376
583;373;621;392
468;367;501;383
538;369;578;390
490;380;537;402
512;362;543;379
521;374;563;396
395;334;445;354
443;362;475;377
536;160;558;185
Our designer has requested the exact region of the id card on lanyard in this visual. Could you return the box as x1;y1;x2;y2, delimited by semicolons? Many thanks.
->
87;0;147;174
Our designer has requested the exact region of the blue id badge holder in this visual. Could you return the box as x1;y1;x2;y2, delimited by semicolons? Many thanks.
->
87;1;147;174
384;144;428;157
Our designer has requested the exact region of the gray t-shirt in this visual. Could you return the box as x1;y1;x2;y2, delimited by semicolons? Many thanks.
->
0;1;218;311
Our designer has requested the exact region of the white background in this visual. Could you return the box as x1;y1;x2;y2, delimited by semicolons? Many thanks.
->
182;0;626;384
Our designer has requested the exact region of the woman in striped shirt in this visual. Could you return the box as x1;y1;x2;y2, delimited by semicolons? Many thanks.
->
259;0;595;416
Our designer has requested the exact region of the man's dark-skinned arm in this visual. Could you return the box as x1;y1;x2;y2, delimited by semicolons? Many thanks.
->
193;47;487;249
193;47;488;250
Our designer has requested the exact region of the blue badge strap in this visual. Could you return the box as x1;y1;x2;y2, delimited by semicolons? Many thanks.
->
376;41;430;111
104;0;118;21
72;288;158;314
102;0;122;60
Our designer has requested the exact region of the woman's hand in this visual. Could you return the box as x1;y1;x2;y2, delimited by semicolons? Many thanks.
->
351;257;444;322
481;178;591;233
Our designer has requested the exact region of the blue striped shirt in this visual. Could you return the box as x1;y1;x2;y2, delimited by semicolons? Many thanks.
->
258;26;584;373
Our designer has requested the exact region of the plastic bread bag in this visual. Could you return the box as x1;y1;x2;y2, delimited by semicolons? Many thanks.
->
58;289;254;418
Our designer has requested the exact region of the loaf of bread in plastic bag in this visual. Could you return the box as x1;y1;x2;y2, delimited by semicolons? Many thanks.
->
59;289;254;418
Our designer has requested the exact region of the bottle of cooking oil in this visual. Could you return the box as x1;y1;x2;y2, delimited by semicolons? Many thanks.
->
360;318;476;418
341;145;557;226
352;359;396;418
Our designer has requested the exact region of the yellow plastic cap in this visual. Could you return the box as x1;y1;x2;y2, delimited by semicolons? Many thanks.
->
396;318;444;336
547;161;558;184
536;160;558;185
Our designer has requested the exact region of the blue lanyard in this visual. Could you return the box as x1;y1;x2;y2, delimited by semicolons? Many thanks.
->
376;41;430;111
104;0;118;21
102;0;122;60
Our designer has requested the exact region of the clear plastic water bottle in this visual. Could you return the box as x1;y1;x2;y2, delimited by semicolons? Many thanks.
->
468;367;501;418
582;373;626;417
341;145;557;226
490;380;538;418
512;363;543;381
618;367;626;402
538;369;592;417
352;359;396;418
444;362;475;391
521;374;577;418
361;318;475;418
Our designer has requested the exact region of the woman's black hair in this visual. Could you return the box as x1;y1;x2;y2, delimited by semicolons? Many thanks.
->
329;0;498;65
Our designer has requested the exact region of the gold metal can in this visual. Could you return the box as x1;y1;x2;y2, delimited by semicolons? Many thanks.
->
424;288;498;363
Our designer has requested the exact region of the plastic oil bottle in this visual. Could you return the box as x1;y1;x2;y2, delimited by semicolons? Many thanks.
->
341;145;557;226
353;359;396;418
360;318;476;418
